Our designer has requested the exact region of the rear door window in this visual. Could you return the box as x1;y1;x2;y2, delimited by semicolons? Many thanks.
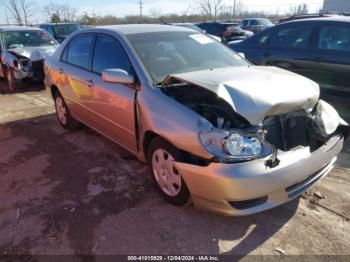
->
65;34;94;69
318;25;350;52
270;24;313;49
92;34;131;74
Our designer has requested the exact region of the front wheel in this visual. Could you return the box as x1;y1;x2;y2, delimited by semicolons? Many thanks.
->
147;137;190;206
5;68;21;91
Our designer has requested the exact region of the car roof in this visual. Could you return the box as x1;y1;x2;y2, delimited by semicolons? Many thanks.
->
0;25;43;32
40;23;80;26
243;18;270;20
280;16;350;24
199;21;239;25
88;24;195;35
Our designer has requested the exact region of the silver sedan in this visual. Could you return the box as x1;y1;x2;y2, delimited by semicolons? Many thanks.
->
44;25;349;216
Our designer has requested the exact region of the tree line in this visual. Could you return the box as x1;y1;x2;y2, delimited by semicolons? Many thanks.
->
3;0;311;26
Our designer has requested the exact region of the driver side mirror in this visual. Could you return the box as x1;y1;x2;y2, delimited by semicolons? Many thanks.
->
102;69;134;85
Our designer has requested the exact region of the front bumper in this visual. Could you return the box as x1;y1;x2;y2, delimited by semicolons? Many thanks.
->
175;135;344;216
13;60;45;81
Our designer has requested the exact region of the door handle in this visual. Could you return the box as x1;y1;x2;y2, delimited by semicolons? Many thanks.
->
85;79;95;87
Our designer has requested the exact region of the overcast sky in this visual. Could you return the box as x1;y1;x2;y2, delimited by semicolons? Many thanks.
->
1;0;325;24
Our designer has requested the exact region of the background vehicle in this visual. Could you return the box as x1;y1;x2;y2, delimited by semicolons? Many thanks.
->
279;13;340;23
45;25;348;216
39;23;82;43
197;21;253;43
229;17;350;98
241;18;274;33
0;26;58;90
168;23;221;42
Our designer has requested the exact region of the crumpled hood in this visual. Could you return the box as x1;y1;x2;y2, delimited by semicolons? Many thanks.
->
164;66;320;125
8;45;58;61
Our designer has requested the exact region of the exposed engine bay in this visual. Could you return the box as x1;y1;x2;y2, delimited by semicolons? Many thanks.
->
163;83;251;129
163;83;346;154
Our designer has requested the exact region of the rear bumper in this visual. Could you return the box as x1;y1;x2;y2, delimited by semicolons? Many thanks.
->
175;135;344;216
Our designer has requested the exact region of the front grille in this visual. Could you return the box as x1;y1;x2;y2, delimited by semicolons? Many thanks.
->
31;60;44;79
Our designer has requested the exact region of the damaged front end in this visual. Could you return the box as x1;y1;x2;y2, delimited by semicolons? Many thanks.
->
4;47;55;81
162;68;349;166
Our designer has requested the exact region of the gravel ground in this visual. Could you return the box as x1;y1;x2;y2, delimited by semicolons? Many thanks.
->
0;80;349;257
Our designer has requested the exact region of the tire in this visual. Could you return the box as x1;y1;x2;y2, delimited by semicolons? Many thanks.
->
53;90;80;130
147;137;190;206
5;68;21;91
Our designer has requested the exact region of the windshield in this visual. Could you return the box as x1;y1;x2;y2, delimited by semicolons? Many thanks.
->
177;24;203;32
53;24;81;37
257;19;273;26
127;31;249;83
3;30;57;49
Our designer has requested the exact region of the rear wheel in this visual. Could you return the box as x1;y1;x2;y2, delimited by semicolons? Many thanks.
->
147;137;190;206
54;91;80;130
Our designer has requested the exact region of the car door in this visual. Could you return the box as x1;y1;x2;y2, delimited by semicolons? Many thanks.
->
58;33;96;124
312;22;350;97
262;22;317;80
84;33;138;152
232;29;272;65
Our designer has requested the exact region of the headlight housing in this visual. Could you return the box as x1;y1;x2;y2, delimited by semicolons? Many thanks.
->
199;128;274;163
18;58;30;71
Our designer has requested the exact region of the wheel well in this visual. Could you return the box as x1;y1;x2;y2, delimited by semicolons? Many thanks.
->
143;131;159;160
50;85;59;99
1;64;8;77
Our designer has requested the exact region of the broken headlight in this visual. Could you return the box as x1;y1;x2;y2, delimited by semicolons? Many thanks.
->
18;58;30;71
199;129;274;162
312;100;340;138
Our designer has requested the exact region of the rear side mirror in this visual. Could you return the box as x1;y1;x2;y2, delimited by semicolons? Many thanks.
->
102;69;134;84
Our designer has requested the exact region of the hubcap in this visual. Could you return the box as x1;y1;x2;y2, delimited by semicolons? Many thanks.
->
55;96;67;125
152;149;181;197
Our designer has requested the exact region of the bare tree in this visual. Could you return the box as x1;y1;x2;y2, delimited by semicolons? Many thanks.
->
149;8;162;23
197;0;224;21
6;0;33;25
43;3;77;22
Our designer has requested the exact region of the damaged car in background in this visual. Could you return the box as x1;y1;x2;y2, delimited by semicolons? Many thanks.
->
0;26;58;91
45;25;349;216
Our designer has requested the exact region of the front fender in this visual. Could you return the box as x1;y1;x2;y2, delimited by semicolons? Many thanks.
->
138;87;214;160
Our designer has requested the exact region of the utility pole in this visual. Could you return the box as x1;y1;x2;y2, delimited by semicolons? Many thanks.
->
233;0;236;18
139;0;143;23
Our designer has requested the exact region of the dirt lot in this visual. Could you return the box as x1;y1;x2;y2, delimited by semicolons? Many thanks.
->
0;80;349;257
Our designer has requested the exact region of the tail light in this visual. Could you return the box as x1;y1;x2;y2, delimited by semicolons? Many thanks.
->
222;31;232;36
